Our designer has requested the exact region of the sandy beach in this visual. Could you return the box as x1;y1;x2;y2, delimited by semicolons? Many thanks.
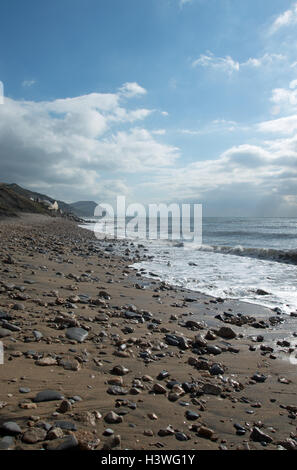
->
0;214;297;451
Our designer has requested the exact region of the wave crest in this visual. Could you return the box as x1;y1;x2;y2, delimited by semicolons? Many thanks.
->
197;244;297;265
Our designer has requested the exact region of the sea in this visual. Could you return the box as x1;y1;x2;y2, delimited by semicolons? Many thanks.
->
81;216;297;315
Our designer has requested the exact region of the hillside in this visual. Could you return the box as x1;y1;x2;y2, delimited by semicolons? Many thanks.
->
6;183;74;214
0;183;97;220
0;184;53;217
69;200;98;218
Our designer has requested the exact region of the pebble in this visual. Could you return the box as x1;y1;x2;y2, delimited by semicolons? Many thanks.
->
234;423;246;435
216;326;237;339
153;383;167;394
71;395;82;402
252;373;267;383
54;420;77;431
1;321;21;332
102;434;121;450
57;400;72;413
33;390;64;403
66;327;88;343
22;427;47;444
210;364;224;376
193;335;208;348
0;421;22;435
0;436;15;450
33;330;43;341
59;359;81;371
197;426;214;439
45;434;78;450
19;402;37;409
179;401;190;407
165;334;190;349
250;426;273;443
205;331;217;340
12;303;25;310
202;383;222;396
157;370;170;380
278;438;297;450
175;432;189;441
108;377;123;386
36;357;57;366
46;427;64;440
104;411;123;424
185;410;200;421
107;386;128;395
206;345;222;355
111;365;129;376
168;392;180;402
158;425;175;436
0;328;11;338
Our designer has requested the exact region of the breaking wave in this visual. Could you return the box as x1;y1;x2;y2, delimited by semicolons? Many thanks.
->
196;244;297;265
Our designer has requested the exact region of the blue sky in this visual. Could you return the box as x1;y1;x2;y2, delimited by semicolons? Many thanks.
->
0;0;297;215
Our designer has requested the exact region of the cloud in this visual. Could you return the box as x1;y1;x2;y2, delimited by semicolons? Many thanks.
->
139;137;297;215
192;51;285;75
180;119;247;135
243;53;285;67
270;83;297;115
118;82;147;98
290;79;297;89
0;83;178;202
179;0;193;8
192;52;239;74
221;144;272;168
258;115;297;135
269;2;297;34
1;80;297;215
152;129;166;135
22;80;36;88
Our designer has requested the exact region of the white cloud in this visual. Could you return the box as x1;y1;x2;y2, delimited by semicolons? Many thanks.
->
180;119;248;135
1;80;297;214
138;137;297;215
289;79;297;89
179;0;192;8
0;83;178;201
152;129;166;135
108;107;153;123
270;85;297;115
22;80;36;88
192;52;240;74
91;127;178;172
243;53;285;67
258;114;297;135
192;51;285;74
269;2;297;34
118;82;147;98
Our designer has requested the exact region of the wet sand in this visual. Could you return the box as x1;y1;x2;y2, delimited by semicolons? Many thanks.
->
0;214;297;451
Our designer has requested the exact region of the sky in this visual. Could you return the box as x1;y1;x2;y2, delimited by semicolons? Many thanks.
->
0;0;297;216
